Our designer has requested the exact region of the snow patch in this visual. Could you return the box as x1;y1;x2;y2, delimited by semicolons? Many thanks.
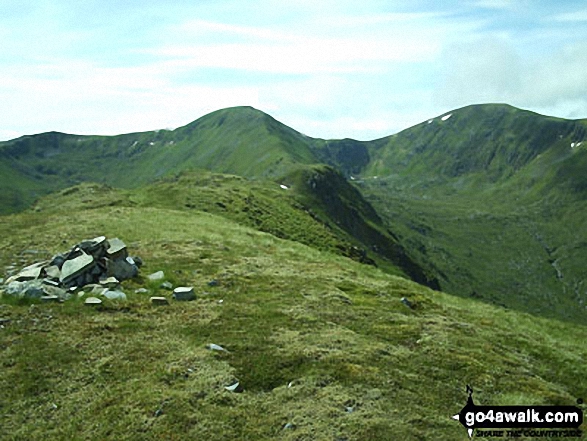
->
441;114;452;121
571;143;576;148
427;119;433;124
280;184;289;190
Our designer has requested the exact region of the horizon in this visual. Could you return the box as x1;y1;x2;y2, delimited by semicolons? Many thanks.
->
2;1;587;142
1;101;581;143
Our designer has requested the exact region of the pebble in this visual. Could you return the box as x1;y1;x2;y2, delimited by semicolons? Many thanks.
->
150;296;169;305
224;381;243;393
147;271;165;281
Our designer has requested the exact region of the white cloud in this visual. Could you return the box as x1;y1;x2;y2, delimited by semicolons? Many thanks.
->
552;9;587;23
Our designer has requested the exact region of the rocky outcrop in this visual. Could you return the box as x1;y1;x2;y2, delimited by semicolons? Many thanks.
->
2;236;141;301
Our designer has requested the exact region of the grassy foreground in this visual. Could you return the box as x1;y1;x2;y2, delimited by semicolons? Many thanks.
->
1;189;586;440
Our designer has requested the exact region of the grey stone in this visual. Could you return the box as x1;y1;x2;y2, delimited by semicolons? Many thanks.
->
224;382;243;393
5;280;45;298
24;281;45;298
106;238;128;259
41;295;60;303
132;256;143;268
50;254;66;269
173;286;196;301
135;288;148;294
91;285;108;296
60;252;94;285
150;296;169;305
0;278;3;284
102;290;127;301
44;265;61;280
147;271;165;281
105;257;137;281
160;281;173;290
207;279;219;287
206;343;226;352
99;276;119;288
13;261;47;281
42;285;68;299
401;297;413;309
84;296;102;306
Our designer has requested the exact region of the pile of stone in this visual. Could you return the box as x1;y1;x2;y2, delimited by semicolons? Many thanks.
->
1;236;141;302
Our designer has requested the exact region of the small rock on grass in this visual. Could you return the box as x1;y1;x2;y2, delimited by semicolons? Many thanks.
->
150;296;169;305
147;271;165;281
224;381;243;393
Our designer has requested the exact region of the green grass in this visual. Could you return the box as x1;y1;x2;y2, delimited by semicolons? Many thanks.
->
1;186;586;440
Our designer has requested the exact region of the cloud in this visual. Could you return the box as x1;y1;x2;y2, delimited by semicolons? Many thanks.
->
552;9;587;23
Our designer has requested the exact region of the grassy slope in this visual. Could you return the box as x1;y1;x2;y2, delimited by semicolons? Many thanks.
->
354;105;587;324
0;107;318;214
1;188;586;440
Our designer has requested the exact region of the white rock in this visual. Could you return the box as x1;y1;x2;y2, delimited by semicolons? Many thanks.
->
173;286;196;301
102;290;127;301
147;271;165;281
84;297;102;306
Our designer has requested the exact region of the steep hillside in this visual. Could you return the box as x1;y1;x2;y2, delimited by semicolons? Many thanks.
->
1;187;585;440
0;107;318;213
3;103;587;323
353;105;587;323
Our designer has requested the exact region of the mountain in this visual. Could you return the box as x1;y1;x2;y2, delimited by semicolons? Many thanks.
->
0;107;318;213
2;103;587;323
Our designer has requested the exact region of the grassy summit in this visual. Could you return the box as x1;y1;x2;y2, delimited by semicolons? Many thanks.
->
0;178;586;440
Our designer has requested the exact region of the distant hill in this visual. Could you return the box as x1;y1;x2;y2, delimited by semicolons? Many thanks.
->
2;103;587;322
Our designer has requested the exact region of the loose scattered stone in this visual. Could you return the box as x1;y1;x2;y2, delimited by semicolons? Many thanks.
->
160;281;173;290
147;271;165;281
99;276;120;288
135;288;148;294
173;286;196;301
224;381;243;393
84;297;102;306
206;343;226;352
101;290;127;301
150;296;169;305
207;279;219;287
400;297;414;309
41;295;60;303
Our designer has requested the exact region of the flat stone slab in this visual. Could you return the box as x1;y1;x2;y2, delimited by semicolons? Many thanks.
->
106;238;127;258
99;276;119;287
44;265;61;280
173;286;196;301
60;252;94;284
84;296;102;306
102;290;127;301
147;271;165;281
150;296;169;305
14;262;47;281
41;295;60;303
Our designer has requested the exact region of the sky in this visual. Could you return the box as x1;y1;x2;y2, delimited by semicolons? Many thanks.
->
1;0;587;141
